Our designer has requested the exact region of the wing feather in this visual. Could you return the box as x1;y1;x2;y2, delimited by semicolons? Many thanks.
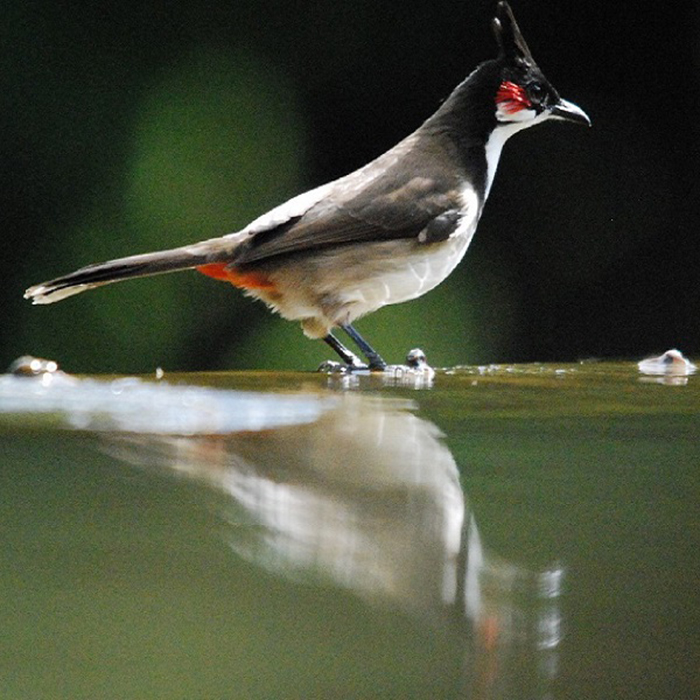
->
232;132;467;265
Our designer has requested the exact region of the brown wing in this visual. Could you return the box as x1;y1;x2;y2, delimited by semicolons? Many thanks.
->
232;133;468;265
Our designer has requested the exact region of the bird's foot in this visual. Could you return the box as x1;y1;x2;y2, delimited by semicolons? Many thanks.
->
379;349;434;374
318;348;434;381
317;360;370;374
374;349;434;388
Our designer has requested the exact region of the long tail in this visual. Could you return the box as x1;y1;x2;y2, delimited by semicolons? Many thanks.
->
24;236;240;305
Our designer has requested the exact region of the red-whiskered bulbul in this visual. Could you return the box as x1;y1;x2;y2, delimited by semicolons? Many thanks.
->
25;2;590;371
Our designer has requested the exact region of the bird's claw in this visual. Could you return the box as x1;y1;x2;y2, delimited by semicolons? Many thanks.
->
317;360;370;374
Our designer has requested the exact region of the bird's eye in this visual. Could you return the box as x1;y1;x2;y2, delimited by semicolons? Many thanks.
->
529;82;545;101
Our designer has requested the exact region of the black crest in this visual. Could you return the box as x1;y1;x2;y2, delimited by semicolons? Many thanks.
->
493;2;536;65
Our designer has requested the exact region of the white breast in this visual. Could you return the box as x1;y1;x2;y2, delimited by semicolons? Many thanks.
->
324;185;481;320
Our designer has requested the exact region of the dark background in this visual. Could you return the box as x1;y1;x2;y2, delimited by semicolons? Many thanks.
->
3;1;698;373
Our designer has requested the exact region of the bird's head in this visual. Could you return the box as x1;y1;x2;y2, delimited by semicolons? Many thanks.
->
492;1;590;128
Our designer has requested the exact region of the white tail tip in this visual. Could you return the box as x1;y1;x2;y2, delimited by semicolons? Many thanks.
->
24;284;92;305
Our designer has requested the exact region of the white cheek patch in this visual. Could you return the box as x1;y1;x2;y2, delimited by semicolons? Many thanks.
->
496;102;538;123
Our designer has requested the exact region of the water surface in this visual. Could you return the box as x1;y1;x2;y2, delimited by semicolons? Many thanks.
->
0;361;697;699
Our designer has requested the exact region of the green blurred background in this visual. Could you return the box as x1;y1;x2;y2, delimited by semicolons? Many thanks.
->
3;1;698;373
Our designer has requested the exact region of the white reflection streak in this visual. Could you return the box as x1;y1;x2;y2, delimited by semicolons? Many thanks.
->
221;472;385;589
210;401;467;609
463;512;485;618
537;566;564;650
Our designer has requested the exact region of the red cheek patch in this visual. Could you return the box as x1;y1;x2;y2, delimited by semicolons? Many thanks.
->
496;81;532;114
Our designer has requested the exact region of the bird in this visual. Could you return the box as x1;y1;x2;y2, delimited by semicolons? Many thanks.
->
25;2;590;371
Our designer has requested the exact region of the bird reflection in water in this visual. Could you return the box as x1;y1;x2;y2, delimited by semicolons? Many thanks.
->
107;391;564;698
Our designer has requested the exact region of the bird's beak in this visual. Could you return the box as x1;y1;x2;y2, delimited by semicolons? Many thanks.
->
549;98;591;127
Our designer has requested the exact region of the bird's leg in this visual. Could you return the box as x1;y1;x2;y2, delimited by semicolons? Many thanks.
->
323;333;367;369
341;324;388;371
